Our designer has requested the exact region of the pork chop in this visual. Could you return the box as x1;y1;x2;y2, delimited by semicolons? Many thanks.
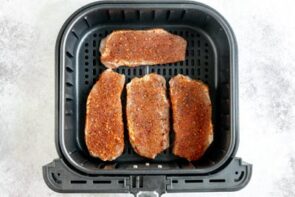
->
169;74;213;161
85;69;125;161
126;73;170;159
100;29;187;68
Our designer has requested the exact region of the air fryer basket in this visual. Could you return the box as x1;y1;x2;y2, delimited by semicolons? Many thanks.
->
44;1;252;195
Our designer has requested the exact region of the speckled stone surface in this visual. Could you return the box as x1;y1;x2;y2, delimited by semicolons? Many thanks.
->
0;0;295;196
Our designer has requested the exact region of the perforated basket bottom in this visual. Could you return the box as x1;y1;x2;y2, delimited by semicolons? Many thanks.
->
75;26;217;164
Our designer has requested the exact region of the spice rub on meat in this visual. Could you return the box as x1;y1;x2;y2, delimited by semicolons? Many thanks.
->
100;29;187;68
85;69;125;161
126;73;170;159
170;74;213;161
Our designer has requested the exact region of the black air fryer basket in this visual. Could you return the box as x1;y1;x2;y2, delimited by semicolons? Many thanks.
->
43;1;252;195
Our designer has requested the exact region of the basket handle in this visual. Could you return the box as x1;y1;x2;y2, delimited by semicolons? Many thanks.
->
43;158;252;194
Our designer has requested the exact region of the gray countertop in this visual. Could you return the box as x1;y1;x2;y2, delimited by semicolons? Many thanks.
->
1;0;295;196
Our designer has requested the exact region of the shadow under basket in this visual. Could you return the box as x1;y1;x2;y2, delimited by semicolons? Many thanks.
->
43;1;252;196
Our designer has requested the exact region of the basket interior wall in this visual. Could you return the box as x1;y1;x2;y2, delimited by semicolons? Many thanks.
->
61;7;232;173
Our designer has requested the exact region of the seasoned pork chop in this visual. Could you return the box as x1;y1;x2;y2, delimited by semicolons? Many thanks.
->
85;69;125;161
170;74;213;161
126;73;170;159
100;29;187;68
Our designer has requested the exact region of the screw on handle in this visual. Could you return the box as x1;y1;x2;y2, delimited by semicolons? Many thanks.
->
136;191;159;197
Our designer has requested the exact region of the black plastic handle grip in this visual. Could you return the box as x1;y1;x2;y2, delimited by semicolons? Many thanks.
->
43;157;252;195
